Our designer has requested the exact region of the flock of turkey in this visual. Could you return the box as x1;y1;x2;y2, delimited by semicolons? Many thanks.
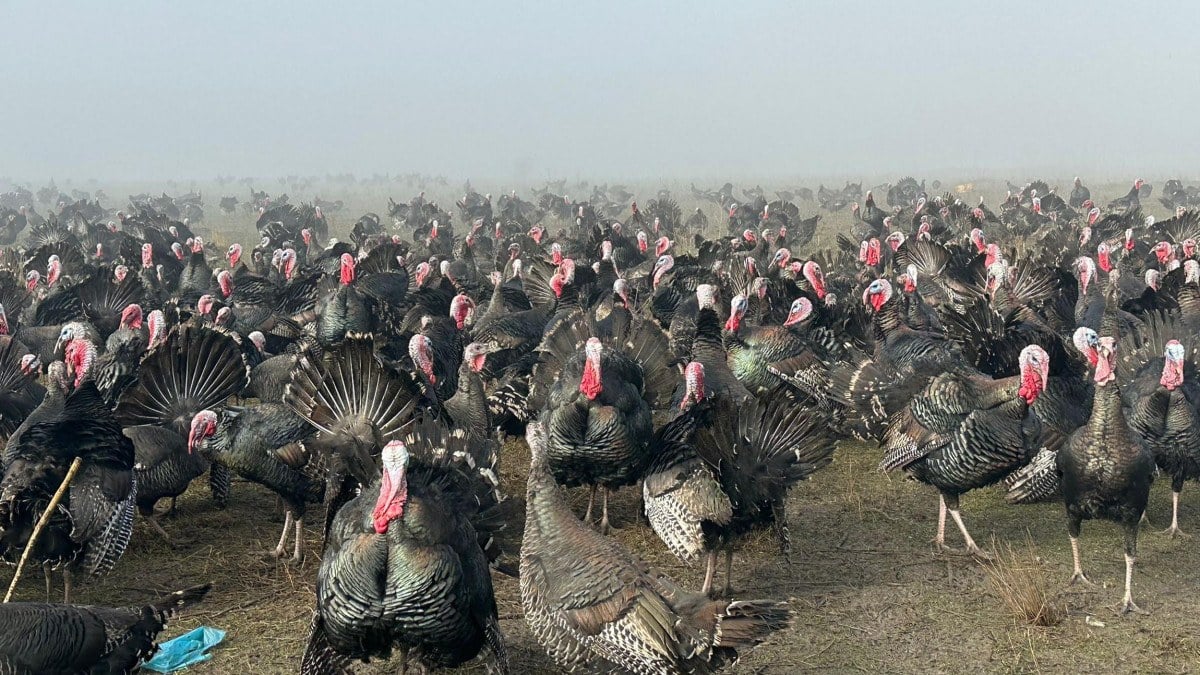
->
0;174;1198;672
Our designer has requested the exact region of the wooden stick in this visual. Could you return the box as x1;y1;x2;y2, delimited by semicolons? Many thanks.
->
4;456;83;603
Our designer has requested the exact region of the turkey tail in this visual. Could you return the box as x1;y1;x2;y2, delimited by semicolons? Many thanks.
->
96;584;212;673
284;333;419;442
711;599;792;651
74;472;138;577
300;614;353;675
621;315;679;409
32;285;85;326
115;323;250;433
0;337;40;438
1004;448;1060;504
643;410;731;562
402;416;508;567
766;356;836;413
76;268;145;336
486;380;530;430
148;582;213;617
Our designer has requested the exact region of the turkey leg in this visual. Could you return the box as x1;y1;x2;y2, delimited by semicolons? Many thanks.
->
701;550;718;596
291;516;305;563
583;486;597;524
945;493;990;560
1067;514;1092;586
931;495;952;553
599;489;612;534
1119;522;1147;615
273;511;295;558
1162;486;1188;538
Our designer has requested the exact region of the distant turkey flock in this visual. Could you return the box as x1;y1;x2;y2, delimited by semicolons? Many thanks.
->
1;173;1199;672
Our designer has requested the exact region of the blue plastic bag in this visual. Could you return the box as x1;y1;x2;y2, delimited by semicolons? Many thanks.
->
141;626;225;672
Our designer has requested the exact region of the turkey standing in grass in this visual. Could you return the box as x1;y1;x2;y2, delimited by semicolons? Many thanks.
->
527;308;677;532
300;420;508;675
1058;330;1155;614
644;383;837;596
880;345;1049;558
0;357;136;602
1117;319;1200;538
521;422;791;674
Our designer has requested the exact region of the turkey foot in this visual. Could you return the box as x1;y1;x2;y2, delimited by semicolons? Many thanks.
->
1068;571;1094;587
1068;536;1093;586
947;503;992;560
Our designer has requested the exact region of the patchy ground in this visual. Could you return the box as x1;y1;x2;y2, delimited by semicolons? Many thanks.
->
18;439;1200;674
5;178;1191;673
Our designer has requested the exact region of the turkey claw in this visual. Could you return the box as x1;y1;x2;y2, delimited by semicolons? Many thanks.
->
1119;598;1148;615
1161;525;1190;539
1069;572;1094;587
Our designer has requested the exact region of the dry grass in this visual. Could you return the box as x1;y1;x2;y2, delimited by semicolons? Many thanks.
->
981;534;1065;627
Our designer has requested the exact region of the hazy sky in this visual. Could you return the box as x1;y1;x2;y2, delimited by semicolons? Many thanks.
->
4;1;1199;182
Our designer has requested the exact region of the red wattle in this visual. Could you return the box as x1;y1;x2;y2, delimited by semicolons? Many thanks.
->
580;360;603;400
1018;371;1041;404
372;470;408;534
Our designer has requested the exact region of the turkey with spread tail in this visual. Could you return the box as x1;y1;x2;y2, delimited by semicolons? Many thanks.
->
644;374;837;596
114;322;250;540
527;306;677;532
300;417;507;675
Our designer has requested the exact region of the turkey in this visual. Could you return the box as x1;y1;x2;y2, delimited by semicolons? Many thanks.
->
115;322;251;537
187;401;318;562
0;359;136;602
879;345;1049;557
644;385;837;596
1069;177;1091;209
284;333;425;543
521;422;792;674
1058;328;1155;614
0;583;210;674
300;419;508;674
0;336;45;442
527;307;678;532
1117;317;1200;538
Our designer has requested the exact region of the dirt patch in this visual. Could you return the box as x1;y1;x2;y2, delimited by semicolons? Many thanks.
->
10;438;1197;674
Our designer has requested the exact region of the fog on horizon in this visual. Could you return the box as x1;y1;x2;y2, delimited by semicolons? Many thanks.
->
4;0;1198;184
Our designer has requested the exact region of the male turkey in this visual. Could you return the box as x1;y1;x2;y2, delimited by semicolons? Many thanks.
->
521;422;791;674
115;322;251;538
1116;316;1200;538
0;360;136;601
1059;329;1155;614
527;307;677;532
301;419;508;674
0;584;210;674
644;386;836;595
879;345;1049;557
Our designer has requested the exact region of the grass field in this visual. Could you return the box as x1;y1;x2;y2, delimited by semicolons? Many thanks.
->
5;176;1195;673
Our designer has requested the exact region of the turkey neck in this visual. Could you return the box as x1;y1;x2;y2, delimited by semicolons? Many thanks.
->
870;299;903;344
1088;376;1136;452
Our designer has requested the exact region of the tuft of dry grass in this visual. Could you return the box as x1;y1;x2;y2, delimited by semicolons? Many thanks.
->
981;534;1065;627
